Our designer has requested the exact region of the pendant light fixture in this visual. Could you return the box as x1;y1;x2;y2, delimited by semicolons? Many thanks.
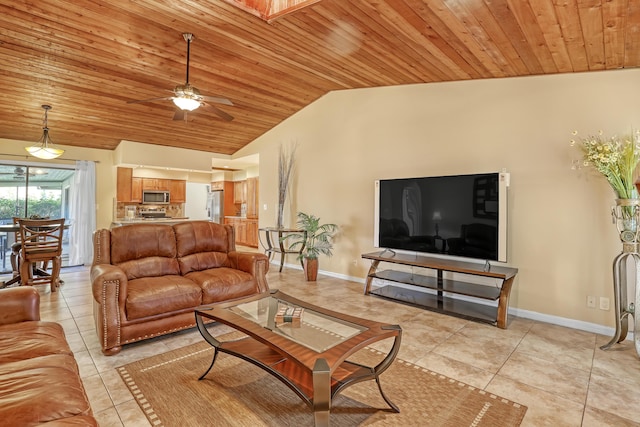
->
25;105;65;160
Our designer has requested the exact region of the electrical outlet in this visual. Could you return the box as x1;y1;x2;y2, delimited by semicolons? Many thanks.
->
587;295;596;308
599;297;610;311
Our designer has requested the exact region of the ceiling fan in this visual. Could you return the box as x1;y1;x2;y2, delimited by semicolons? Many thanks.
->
127;33;234;122
0;167;48;179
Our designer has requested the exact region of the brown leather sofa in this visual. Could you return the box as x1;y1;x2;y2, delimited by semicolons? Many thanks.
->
0;287;97;426
91;220;270;355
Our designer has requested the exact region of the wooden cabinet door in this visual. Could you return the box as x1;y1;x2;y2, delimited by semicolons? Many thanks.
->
224;217;238;243
142;178;170;191
210;181;224;191
236;220;247;245
156;179;170;191
116;167;133;202
131;178;142;203
246;177;259;219
168;180;186;203
141;178;155;190
246;219;258;247
233;181;247;203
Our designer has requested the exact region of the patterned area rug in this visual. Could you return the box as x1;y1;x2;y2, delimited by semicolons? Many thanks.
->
118;336;527;426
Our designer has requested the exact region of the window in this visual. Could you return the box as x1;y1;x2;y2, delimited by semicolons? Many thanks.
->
0;163;75;273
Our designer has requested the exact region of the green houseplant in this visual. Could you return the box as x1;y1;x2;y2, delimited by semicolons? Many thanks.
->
281;212;338;281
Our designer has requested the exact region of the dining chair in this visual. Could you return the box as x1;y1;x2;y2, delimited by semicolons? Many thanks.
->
9;217;21;278
18;218;65;292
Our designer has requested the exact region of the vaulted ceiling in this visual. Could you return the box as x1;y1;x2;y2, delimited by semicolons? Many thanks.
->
0;0;639;156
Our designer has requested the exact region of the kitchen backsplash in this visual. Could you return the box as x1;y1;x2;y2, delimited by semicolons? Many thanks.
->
115;202;184;219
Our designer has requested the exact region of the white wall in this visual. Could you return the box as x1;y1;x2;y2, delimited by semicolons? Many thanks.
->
237;68;640;328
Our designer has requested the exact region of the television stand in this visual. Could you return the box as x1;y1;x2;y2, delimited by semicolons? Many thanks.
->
361;251;518;329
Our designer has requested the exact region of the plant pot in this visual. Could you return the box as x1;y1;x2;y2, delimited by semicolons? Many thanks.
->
303;258;318;282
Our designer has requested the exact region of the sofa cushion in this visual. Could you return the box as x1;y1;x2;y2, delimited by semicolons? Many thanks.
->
0;353;79;377
126;275;203;320
110;224;181;279
174;221;232;255
178;251;230;275
117;256;182;281
0;354;93;426
186;268;258;304
174;221;234;274
0;321;72;364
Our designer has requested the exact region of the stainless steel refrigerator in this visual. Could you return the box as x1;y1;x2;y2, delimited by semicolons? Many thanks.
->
207;189;224;224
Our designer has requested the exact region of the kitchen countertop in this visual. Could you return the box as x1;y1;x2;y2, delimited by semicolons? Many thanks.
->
111;217;192;226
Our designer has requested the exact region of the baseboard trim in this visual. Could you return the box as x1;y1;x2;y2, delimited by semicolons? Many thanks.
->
273;260;634;341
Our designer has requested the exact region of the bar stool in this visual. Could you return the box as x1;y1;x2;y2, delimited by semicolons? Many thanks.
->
18;218;65;292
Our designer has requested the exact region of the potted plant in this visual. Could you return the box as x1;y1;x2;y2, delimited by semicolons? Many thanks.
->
281;212;338;281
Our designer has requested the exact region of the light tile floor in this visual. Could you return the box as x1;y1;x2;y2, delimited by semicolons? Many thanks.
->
17;264;640;426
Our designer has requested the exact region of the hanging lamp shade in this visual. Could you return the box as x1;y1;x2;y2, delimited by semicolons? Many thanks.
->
172;96;200;111
26;105;65;160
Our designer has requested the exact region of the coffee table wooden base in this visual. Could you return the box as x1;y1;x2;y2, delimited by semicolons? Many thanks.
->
195;312;401;426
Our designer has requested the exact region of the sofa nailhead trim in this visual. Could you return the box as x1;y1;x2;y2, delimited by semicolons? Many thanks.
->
122;323;196;344
101;279;121;349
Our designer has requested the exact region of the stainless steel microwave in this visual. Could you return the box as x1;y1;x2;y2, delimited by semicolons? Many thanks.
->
142;190;170;204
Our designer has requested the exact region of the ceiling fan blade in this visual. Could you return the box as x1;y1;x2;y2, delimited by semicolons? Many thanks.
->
173;109;185;121
202;102;234;122
200;95;234;106
127;96;174;104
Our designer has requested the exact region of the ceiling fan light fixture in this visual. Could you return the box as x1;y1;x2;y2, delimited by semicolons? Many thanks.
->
172;96;201;111
26;105;65;160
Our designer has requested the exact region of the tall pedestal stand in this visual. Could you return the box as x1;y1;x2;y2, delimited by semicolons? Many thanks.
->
600;199;640;357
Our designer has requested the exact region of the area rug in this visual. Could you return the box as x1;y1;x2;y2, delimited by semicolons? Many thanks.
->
118;336;527;427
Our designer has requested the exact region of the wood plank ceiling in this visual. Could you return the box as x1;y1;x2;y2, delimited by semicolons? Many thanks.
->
0;0;638;156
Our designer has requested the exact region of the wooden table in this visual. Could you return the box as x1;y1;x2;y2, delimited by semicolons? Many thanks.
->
258;227;307;272
195;290;402;426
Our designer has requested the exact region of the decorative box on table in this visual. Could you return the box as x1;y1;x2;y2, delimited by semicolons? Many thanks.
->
275;306;303;327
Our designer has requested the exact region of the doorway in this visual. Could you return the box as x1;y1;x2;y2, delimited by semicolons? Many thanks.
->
0;163;76;273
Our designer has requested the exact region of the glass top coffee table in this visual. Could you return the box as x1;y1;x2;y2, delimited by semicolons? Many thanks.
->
194;289;402;427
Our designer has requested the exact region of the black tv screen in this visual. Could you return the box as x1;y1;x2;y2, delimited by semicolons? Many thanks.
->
374;172;509;262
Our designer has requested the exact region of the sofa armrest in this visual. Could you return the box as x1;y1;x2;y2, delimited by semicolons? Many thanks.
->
91;263;129;355
227;251;270;293
0;287;40;325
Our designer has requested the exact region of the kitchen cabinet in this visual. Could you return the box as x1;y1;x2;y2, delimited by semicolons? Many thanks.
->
246;177;259;219
210;181;224;191
225;217;243;245
224;217;258;248
233;181;246;204
116;167;133;202
236;220;247;246
142;178;170;191
246;219;258;247
168;180;186;203
116;167;185;204
131;178;142;203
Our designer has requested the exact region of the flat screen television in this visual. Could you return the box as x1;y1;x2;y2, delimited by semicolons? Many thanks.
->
374;172;510;263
